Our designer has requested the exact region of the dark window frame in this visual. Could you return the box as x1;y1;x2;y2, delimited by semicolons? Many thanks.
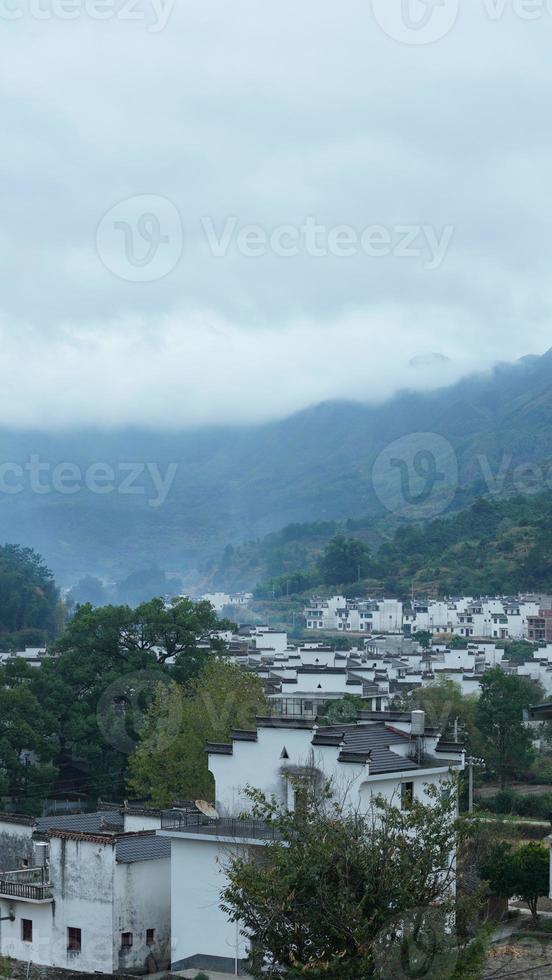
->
21;919;33;943
67;927;82;952
121;932;133;949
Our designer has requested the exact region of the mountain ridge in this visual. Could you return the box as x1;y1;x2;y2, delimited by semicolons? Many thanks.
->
1;348;551;585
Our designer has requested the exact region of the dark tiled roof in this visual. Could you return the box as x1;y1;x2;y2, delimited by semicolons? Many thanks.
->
0;813;36;826
37;810;124;833
116;835;171;863
325;724;440;775
205;742;233;755
230;730;258;742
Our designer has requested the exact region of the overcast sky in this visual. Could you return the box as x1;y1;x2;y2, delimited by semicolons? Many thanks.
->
1;0;551;429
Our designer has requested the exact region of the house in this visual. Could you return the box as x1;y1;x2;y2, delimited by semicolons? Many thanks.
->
304;597;403;634
529;702;552;899
0;809;170;974
160;711;464;974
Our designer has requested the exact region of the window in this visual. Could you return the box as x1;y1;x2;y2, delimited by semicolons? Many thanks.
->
121;932;133;949
67;927;81;952
21;919;33;943
146;929;155;946
401;782;414;810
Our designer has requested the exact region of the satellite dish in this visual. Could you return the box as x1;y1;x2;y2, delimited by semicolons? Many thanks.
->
195;799;219;820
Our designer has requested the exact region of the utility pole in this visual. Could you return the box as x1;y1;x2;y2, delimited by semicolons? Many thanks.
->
466;756;485;813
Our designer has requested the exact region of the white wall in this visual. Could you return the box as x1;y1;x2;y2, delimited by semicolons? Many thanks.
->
0;898;54;966
123;813;162;832
113;857;171;972
48;836;116;972
169;836;249;972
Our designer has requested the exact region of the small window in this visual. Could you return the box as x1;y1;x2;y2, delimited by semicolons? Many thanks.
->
121;932;133;949
401;782;414;810
146;929;155;946
67;927;81;952
21;919;33;943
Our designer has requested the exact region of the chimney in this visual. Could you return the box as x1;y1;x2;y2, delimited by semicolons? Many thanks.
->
411;710;425;736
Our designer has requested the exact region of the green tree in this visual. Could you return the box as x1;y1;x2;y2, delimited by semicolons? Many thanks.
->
221;781;463;980
412;630;432;650
0;544;61;641
319;535;371;586
500;640;537;666
480;841;549;924
476;668;541;789
318;695;364;726
0;659;58;812
127;661;268;805
22;597;231;803
396;678;477;746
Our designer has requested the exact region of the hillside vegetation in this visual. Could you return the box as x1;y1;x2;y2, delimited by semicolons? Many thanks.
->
248;492;552;598
1;347;552;585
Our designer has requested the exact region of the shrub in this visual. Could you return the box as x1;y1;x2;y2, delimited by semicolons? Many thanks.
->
493;789;515;814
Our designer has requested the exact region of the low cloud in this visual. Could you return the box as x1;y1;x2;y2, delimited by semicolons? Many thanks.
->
0;309;546;430
1;3;552;429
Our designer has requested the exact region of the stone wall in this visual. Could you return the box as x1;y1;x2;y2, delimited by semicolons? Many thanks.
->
0;959;143;980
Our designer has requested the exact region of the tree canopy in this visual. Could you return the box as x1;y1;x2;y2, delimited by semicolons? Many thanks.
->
0;544;60;645
221;780;471;980
480;841;549;923
127;660;268;805
475;668;541;788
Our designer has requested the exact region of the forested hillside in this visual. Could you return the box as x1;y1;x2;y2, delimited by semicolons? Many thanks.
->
1;348;552;586
0;544;61;647
252;493;552;598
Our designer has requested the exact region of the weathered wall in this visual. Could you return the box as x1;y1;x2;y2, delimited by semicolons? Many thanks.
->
0;900;54;965
48;836;116;974
0;821;35;872
113;859;170;973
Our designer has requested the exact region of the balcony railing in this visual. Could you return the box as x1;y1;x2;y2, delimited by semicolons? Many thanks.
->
0;867;52;901
161;811;281;841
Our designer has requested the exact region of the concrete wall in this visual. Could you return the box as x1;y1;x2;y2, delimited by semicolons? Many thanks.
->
211;727;319;815
169;836;249;974
113;858;171;973
0;897;54;966
48;836;116;973
123;813;161;833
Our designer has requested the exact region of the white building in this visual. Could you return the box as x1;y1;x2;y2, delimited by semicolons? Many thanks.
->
0;809;170;974
160;712;464;974
201;592;253;613
305;597;403;634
